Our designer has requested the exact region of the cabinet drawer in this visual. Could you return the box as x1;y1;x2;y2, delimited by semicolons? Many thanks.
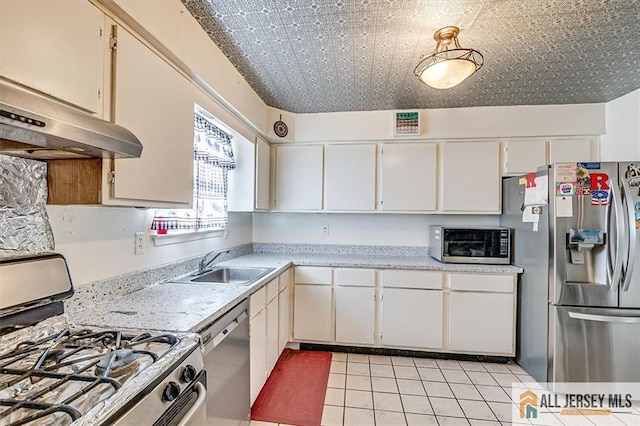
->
381;270;443;289
295;266;332;285
249;286;267;319
335;268;375;287
449;273;515;293
279;268;292;292
267;278;279;302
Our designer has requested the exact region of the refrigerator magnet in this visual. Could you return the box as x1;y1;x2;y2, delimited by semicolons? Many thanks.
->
636;212;640;229
625;163;640;178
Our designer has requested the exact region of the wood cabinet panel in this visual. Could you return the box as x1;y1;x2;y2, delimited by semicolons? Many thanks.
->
0;0;105;114
381;270;443;290
324;144;376;210
295;266;332;285
293;285;332;342
109;27;194;206
504;140;547;176
449;291;515;355
381;143;437;211
249;309;266;404
255;137;270;210
274;145;324;210
441;142;501;212
381;288;443;349
335;287;375;345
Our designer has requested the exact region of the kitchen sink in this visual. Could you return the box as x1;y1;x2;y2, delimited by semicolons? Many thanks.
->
170;267;274;286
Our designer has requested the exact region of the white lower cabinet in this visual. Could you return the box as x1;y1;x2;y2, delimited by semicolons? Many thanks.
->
265;281;279;373
335;287;375;345
293;285;332;342
291;266;517;356
381;288;443;349
447;273;516;356
278;281;291;353
249;307;266;405
448;292;514;355
249;269;292;405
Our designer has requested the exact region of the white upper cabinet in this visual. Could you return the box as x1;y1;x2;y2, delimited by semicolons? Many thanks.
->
0;0;105;115
381;143;437;211
107;26;194;207
441;141;501;213
503;140;547;176
255;137;271;210
548;137;597;163
324;144;376;210
227;135;256;212
275;145;324;210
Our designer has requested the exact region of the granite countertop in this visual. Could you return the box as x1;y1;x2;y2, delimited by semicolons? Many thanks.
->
221;252;523;274
67;252;522;335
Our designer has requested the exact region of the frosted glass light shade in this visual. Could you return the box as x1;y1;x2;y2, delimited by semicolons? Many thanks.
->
417;58;477;89
414;26;484;90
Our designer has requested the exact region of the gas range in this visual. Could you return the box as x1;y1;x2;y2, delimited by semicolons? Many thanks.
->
0;254;205;425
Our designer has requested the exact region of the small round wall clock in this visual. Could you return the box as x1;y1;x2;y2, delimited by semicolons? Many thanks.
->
273;115;288;138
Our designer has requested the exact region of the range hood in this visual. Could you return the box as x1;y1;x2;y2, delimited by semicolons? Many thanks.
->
0;78;143;159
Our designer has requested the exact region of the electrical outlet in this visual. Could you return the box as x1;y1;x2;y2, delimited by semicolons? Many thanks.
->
321;224;329;236
134;232;145;255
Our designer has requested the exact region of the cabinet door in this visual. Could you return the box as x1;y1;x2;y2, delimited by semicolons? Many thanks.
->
249;309;267;404
255;137;271;210
381;143;437;211
109;27;194;207
227;135;256;212
441;141;501;212
335;287;375;345
381;288;442;349
0;1;104;115
278;284;291;353
266;297;279;374
449;291;515;355
504;140;547;176
293;285;332;342
274;145;323;210
548;138;596;163
325;144;376;210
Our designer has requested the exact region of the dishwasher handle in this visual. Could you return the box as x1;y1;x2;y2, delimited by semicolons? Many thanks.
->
202;311;248;352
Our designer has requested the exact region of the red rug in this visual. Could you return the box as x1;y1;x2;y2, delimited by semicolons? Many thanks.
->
251;349;333;426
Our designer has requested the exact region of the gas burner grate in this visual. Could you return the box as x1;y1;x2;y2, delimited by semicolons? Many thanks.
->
0;328;179;425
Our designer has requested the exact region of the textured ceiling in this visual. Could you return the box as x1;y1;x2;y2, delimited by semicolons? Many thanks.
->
181;0;640;113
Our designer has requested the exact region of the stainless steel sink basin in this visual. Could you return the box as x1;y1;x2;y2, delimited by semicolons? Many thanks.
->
171;267;274;286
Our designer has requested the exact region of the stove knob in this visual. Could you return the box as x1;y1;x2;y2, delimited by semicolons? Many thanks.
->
181;365;197;383
162;382;180;402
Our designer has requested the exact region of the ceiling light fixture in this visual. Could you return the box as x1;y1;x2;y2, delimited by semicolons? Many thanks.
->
414;26;484;89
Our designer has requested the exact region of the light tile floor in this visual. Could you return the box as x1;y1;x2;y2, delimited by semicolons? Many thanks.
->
250;353;638;426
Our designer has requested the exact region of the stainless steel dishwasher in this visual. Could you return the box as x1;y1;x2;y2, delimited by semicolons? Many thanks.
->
200;299;250;425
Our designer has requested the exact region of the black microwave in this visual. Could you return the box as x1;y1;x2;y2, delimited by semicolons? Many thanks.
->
429;226;512;265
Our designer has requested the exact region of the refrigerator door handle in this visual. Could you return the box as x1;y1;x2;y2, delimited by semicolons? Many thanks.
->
609;179;625;291
568;311;640;323
620;178;636;292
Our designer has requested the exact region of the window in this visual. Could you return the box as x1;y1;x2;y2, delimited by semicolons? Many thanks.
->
150;107;235;236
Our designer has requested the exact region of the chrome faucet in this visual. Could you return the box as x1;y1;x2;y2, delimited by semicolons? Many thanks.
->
195;249;230;276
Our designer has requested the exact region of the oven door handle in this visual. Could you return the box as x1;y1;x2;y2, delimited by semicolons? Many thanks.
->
177;382;207;426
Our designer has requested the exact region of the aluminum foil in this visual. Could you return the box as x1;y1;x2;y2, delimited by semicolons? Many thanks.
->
76;332;201;426
0;154;54;257
0;315;202;426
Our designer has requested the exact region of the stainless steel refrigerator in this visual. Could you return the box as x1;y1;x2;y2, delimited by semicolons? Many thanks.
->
501;162;640;383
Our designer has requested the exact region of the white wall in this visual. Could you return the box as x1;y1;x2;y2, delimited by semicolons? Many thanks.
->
293;103;606;142
252;213;499;247
601;88;640;161
48;207;252;286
